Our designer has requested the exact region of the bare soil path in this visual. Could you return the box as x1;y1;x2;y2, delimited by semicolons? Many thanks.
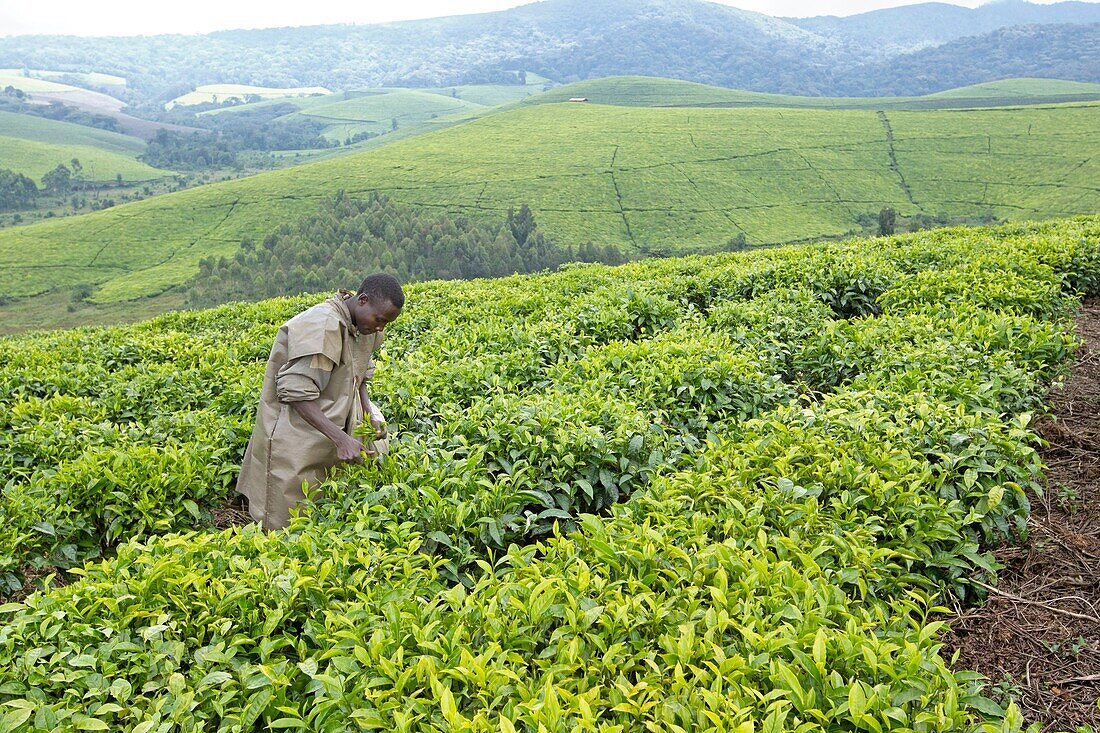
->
945;299;1100;730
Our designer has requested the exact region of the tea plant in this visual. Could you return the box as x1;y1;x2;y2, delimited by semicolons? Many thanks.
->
0;215;1096;730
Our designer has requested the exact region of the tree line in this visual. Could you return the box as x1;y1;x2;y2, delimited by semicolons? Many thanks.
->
185;192;626;307
0;158;108;212
1;86;122;133
140;103;337;170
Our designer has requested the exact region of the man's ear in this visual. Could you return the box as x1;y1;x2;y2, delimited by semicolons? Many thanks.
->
358;293;370;305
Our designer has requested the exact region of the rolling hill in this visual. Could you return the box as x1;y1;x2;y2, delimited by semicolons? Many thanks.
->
1;0;1098;100
0;110;144;155
0;69;192;139
789;0;1100;57
0;110;170;183
519;76;1100;109
0;99;1095;311
0;69;126;113
290;89;486;141
197;78;554;145
831;22;1100;96
167;83;333;108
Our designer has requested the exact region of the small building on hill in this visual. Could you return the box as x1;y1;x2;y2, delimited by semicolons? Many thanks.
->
568;97;588;103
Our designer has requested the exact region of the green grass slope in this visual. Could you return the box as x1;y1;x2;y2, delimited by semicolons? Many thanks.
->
523;76;1100;109
0;101;1096;306
0;69;126;90
168;84;332;107
0;137;168;184
292;89;486;141
197;94;348;118
927;77;1100;99
427;83;543;107
0;110;145;156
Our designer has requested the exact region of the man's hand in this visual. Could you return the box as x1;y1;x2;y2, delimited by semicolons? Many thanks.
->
335;434;369;462
292;400;376;461
369;417;388;441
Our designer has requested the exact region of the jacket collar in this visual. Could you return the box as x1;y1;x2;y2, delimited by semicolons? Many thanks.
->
329;291;360;337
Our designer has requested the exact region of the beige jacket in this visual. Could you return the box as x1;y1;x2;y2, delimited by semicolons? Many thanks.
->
237;293;387;530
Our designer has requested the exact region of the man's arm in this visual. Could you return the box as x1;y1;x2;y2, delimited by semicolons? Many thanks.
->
292;400;372;461
277;354;371;462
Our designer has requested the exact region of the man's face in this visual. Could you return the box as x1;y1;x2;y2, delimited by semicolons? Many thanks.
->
353;294;401;334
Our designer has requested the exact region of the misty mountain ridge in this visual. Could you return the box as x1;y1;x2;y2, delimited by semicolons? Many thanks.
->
0;0;1097;99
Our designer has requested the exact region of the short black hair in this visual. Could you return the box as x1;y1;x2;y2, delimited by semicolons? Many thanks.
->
358;273;405;309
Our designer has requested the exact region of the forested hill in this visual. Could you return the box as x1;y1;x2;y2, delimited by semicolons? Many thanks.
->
790;0;1100;57
2;0;1099;102
832;23;1100;96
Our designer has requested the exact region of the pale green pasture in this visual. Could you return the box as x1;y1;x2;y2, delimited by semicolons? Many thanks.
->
0;71;74;93
0;101;1097;307
169;85;333;107
0;110;144;155
197;94;342;117
427;80;549;107
0;69;126;89
524;76;1100;110
0;136;168;183
295;90;484;139
927;78;1100;99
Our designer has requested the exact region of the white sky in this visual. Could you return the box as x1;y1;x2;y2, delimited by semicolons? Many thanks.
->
0;0;1083;37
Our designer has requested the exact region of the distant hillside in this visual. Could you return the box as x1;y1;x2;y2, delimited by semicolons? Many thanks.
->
291;89;486;141
0;111;169;183
0;100;1095;311
0;110;144;156
833;23;1100;95
790;0;1100;57
524;76;1100;109
167;84;332;108
1;0;1098;101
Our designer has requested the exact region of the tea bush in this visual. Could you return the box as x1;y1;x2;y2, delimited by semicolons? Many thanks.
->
0;215;1097;731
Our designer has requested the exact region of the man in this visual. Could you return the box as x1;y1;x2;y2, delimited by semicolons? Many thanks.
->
237;273;404;530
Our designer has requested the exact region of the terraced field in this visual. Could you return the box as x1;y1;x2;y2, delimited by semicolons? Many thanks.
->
0;111;169;183
0;100;1096;309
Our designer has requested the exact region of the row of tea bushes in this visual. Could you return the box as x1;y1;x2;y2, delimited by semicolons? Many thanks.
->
0;216;1096;730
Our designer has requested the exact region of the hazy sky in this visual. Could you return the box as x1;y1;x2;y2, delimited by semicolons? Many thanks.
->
0;0;1082;36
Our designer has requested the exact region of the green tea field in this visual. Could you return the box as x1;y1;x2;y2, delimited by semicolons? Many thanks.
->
291;89;486;141
522;76;1100;110
0;216;1096;730
0;100;1096;309
201;77;553;143
0;110;169;183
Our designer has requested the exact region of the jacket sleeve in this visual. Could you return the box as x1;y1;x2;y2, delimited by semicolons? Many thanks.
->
275;354;335;403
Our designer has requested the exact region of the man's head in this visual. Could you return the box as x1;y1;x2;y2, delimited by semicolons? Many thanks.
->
349;273;404;334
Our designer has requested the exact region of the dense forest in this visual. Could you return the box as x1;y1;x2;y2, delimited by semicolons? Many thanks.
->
185;192;626;306
832;23;1100;95
1;0;1098;101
